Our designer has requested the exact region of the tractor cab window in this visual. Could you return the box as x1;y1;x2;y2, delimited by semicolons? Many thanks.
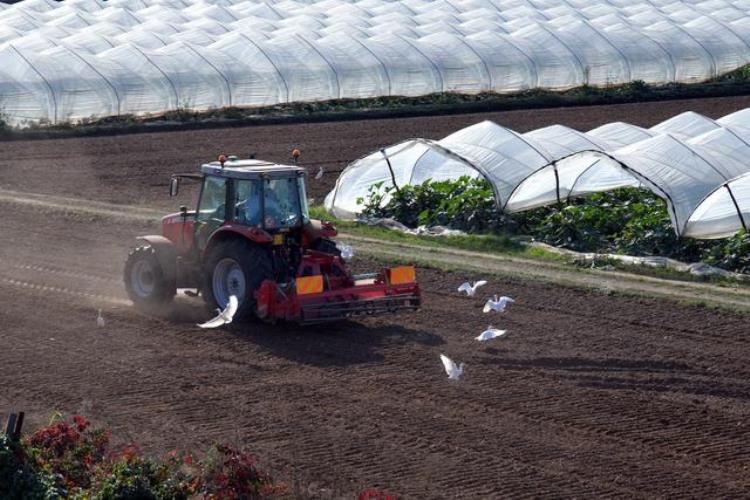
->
197;176;227;222
263;177;302;229
233;179;262;226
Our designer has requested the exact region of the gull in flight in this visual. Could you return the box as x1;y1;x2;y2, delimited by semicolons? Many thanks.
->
96;309;105;328
483;295;515;313
315;166;324;180
440;354;465;380
198;296;238;329
457;280;487;297
476;326;507;342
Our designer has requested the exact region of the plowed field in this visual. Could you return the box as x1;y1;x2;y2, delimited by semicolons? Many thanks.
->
2;97;750;498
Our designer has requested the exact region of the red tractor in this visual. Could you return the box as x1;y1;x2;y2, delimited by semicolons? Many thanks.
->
124;155;421;324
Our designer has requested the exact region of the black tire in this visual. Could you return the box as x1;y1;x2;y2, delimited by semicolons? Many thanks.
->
203;239;273;321
124;245;176;313
313;238;341;257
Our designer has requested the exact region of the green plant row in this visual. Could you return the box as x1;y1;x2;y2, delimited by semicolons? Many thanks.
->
356;178;750;274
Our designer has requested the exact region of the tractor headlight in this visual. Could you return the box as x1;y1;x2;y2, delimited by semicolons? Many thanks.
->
336;242;354;262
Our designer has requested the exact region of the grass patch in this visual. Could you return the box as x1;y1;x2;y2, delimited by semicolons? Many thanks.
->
311;205;569;263
580;257;750;287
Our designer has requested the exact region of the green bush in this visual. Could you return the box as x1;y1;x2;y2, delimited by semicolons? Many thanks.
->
0;113;9;134
715;63;750;82
358;179;750;274
89;447;191;500
0;434;62;500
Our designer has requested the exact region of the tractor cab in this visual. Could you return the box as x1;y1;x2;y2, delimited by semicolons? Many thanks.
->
165;157;335;257
194;159;308;232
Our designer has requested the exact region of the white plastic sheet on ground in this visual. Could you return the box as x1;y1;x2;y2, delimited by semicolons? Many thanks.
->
325;109;750;239
2;0;750;125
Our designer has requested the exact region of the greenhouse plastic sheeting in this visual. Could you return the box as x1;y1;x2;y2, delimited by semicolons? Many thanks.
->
684;172;750;239
3;0;750;125
507;113;750;234
325;109;750;239
505;112;724;213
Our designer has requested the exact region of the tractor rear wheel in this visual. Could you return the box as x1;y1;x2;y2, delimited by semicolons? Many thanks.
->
203;240;273;321
124;245;176;312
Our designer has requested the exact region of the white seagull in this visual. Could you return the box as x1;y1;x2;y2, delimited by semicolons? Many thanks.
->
198;295;239;329
440;353;465;380
483;295;515;313
315;166;324;180
457;280;487;297
476;326;507;342
96;309;105;328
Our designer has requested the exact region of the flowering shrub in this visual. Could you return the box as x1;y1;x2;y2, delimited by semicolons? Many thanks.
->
199;444;285;499
0;415;284;500
26;415;109;491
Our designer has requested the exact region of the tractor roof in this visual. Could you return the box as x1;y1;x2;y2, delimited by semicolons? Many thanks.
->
201;159;305;179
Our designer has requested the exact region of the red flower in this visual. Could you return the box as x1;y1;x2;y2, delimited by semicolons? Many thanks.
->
122;443;140;462
72;415;90;432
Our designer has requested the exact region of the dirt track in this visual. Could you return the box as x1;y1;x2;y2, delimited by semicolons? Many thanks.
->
2;97;750;498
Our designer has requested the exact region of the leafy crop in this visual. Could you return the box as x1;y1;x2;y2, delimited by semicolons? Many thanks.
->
359;178;750;274
357;177;514;233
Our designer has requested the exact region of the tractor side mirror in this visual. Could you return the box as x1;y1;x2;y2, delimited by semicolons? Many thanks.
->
169;177;180;197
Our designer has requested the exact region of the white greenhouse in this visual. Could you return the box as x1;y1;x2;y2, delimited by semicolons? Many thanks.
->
2;0;750;124
324;109;750;239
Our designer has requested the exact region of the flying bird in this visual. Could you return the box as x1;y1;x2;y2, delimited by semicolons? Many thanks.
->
476;326;507;342
457;280;487;297
315;166;324;180
96;309;105;328
440;353;465;380
483;295;515;313
198;296;238;329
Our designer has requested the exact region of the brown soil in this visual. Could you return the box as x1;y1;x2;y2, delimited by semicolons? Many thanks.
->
2;97;750;498
2;95;750;208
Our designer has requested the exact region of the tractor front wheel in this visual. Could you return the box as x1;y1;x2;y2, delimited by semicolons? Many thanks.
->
124;245;176;312
203;240;273;321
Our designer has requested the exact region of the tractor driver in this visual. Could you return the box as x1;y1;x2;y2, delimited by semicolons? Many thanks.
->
234;179;284;228
235;179;262;226
262;182;285;229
